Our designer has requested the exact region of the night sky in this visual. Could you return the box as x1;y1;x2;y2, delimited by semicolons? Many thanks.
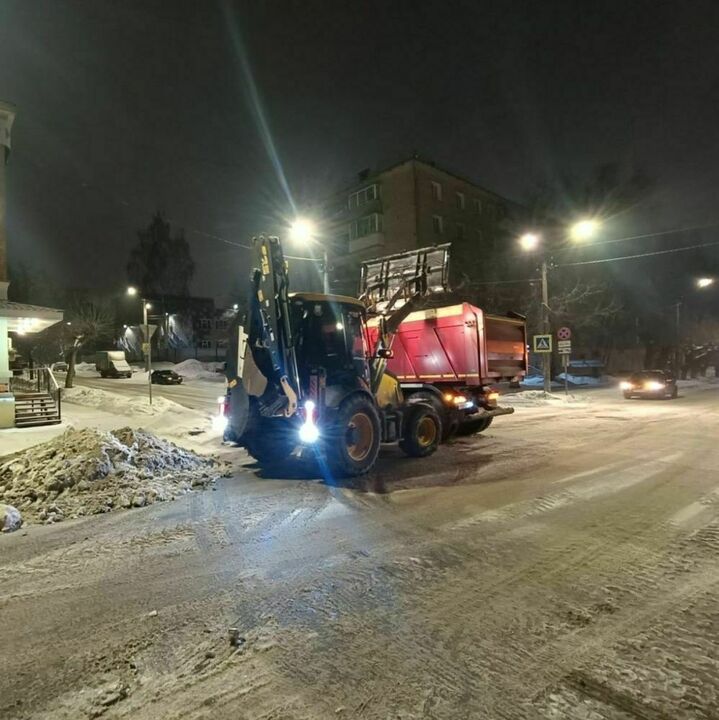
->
2;0;719;304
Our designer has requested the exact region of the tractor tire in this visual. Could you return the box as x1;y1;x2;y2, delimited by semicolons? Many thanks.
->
100;371;107;378
244;420;297;465
399;403;441;458
326;395;381;477
457;416;494;436
670;385;678;399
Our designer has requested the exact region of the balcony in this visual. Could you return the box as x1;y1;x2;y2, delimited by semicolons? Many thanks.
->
349;232;385;255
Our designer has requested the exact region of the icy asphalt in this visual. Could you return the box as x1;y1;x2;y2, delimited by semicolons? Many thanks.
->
2;382;719;719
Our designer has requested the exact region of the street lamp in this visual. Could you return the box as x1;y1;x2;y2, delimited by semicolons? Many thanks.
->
697;277;714;289
289;216;329;293
518;218;602;394
519;232;541;251
519;233;552;393
569;218;600;241
126;286;153;404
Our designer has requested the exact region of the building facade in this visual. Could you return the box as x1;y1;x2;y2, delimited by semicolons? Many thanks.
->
322;157;518;294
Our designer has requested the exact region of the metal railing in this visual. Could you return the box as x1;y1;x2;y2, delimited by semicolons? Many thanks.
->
10;367;62;420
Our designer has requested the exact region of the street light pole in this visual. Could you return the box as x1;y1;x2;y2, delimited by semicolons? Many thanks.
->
541;259;551;394
143;299;152;405
322;248;329;294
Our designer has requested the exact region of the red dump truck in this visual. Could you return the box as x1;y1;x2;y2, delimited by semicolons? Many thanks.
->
367;303;527;436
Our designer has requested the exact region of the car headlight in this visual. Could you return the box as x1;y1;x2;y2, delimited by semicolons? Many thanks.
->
644;381;664;391
620;381;633;390
299;400;320;443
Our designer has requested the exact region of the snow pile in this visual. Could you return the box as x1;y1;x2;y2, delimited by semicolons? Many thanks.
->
556;373;607;386
502;390;585;406
677;377;719;389
173;359;224;381
73;362;99;376
63;386;182;416
0;427;230;525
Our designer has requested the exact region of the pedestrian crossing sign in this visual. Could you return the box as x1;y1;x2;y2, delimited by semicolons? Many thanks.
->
533;334;553;353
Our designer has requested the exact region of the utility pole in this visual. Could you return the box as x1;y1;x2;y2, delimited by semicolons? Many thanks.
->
541;259;551;394
322;249;330;294
674;300;682;375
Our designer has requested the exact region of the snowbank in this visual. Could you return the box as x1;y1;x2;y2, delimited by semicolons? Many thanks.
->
676;377;719;389
556;373;607;386
63;386;184;416
0;427;230;525
502;390;585;407
173;359;224;381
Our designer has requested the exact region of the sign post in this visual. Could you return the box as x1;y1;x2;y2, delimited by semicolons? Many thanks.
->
557;327;572;397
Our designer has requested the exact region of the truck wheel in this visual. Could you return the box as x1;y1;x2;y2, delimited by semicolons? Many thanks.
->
457;416;493;436
399;404;441;458
409;392;452;441
100;370;107;378
326;395;381;477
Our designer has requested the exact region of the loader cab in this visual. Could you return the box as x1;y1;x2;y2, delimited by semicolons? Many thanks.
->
290;293;371;392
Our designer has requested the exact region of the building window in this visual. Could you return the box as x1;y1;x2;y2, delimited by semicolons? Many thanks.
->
472;198;482;215
199;318;211;330
456;223;465;240
456;192;465;210
350;213;382;240
198;339;212;349
215;319;228;330
217;339;228;349
432;215;444;234
431;181;443;201
348;184;378;209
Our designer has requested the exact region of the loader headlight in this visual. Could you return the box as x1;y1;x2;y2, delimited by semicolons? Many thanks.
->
299;400;320;443
620;381;633;390
644;381;664;391
212;414;228;432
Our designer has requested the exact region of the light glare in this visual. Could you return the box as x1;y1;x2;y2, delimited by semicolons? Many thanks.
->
519;233;540;251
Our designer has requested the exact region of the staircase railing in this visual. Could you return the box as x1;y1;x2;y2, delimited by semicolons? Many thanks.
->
10;367;62;421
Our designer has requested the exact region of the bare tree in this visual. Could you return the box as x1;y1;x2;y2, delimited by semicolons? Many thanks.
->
60;299;116;388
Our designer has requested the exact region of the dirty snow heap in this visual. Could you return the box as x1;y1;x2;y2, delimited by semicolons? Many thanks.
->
0;427;230;525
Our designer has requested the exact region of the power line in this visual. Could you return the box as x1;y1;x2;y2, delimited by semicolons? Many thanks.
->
559;239;719;267
588;221;719;247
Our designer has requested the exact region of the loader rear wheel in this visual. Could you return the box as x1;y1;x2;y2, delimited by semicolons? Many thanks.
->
399;404;441;458
326;396;381;477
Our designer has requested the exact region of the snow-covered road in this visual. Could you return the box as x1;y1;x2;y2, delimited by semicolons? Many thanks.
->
71;373;223;412
2;382;719;719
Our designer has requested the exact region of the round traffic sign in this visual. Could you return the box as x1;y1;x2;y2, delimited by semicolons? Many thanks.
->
557;326;571;340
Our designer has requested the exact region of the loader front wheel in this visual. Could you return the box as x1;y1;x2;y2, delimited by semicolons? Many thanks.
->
244;420;297;466
326;396;381;477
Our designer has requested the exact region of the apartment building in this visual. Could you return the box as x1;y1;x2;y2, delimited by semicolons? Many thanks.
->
322;157;518;293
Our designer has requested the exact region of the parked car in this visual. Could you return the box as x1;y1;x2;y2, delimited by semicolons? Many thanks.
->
51;361;68;372
620;370;678;399
151;369;183;385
